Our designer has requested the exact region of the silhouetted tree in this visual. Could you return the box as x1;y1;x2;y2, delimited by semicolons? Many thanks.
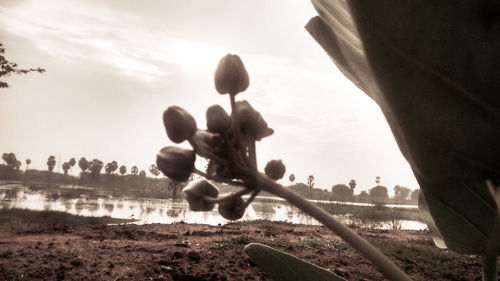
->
359;190;369;199
62;162;70;175
375;176;381;184
410;189;420;202
331;184;353;200
348;179;356;191
89;159;103;179
289;173;295;185
369;185;388;201
105;161;118;174
307;175;315;189
131;166;138;175
394;185;411;201
68;158;76;175
119;165;127;176
139;170;146;177
149;164;160;178
0;43;45;89
47;156;56;172
25;159;31;171
78;157;89;175
2;152;20;171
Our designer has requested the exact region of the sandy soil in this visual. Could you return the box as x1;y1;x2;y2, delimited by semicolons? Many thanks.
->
0;221;485;281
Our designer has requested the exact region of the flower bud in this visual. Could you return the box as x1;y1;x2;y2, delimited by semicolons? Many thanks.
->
183;180;219;211
206;105;231;133
190;129;216;159
264;159;286;180
234;101;273;141
163;106;197;143
156;146;195;182
218;196;246;220
214;54;249;95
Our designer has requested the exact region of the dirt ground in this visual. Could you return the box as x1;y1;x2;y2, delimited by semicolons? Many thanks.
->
0;220;486;281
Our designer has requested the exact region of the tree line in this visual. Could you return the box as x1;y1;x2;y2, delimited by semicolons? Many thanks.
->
1;152;419;203
0;152;186;199
287;173;419;204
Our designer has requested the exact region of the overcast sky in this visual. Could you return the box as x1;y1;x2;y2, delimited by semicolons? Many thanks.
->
0;0;419;194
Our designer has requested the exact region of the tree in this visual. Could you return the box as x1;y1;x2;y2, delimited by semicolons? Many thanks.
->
105;161;118;174
348;179;357;191
68;158;76;175
1;43;45;89
375;176;381;184
89;159;103;178
62;162;70;175
149;164;160;177
119;165;127;176
78;157;89;174
410;189;420;202
289;173;295;184
131;166;138;175
139;170;146;177
2;152;20;171
47;156;56;172
394;185;411;201
359;190;369;199
331;184;353;200
369;185;388;200
307;175;315;189
25;159;31;171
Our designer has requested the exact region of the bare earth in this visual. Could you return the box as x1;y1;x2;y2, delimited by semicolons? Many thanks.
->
0;221;484;281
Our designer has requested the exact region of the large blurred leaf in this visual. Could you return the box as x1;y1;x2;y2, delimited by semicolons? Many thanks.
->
244;243;346;281
417;191;446;249
307;0;500;184
306;0;500;256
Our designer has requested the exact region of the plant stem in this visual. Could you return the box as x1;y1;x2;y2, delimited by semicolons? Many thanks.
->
249;141;257;168
193;168;245;187
203;188;253;204
254;172;412;281
239;189;259;211
482;252;498;281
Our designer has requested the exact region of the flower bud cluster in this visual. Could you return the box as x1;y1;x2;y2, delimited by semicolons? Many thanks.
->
156;54;286;220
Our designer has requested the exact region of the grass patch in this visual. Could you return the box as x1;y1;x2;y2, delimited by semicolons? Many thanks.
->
211;234;289;250
0;208;132;226
297;236;348;251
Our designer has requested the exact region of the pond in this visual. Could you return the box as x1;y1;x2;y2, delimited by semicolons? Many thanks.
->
0;185;427;230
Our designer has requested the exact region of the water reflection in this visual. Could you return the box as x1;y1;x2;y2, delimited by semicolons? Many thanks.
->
0;186;426;230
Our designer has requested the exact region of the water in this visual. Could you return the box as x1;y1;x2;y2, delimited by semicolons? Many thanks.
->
0;185;427;230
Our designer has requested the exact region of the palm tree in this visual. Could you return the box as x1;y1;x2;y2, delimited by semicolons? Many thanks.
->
68;158;76;175
105;161;118;174
307;175;315;189
119;165;127;176
62;162;70;175
47;156;56;172
289;173;295;185
149;164;160;178
131;166;138;175
348;179;357;191
25;159;31;171
78;157;89;174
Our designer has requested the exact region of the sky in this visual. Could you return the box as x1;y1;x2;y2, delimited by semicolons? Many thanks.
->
0;0;419;195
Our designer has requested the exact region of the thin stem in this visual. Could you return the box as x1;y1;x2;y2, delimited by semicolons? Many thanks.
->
249;141;257;169
239;189;259;211
253;172;412;281
203;188;253;204
482;252;498;281
194;168;245;187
